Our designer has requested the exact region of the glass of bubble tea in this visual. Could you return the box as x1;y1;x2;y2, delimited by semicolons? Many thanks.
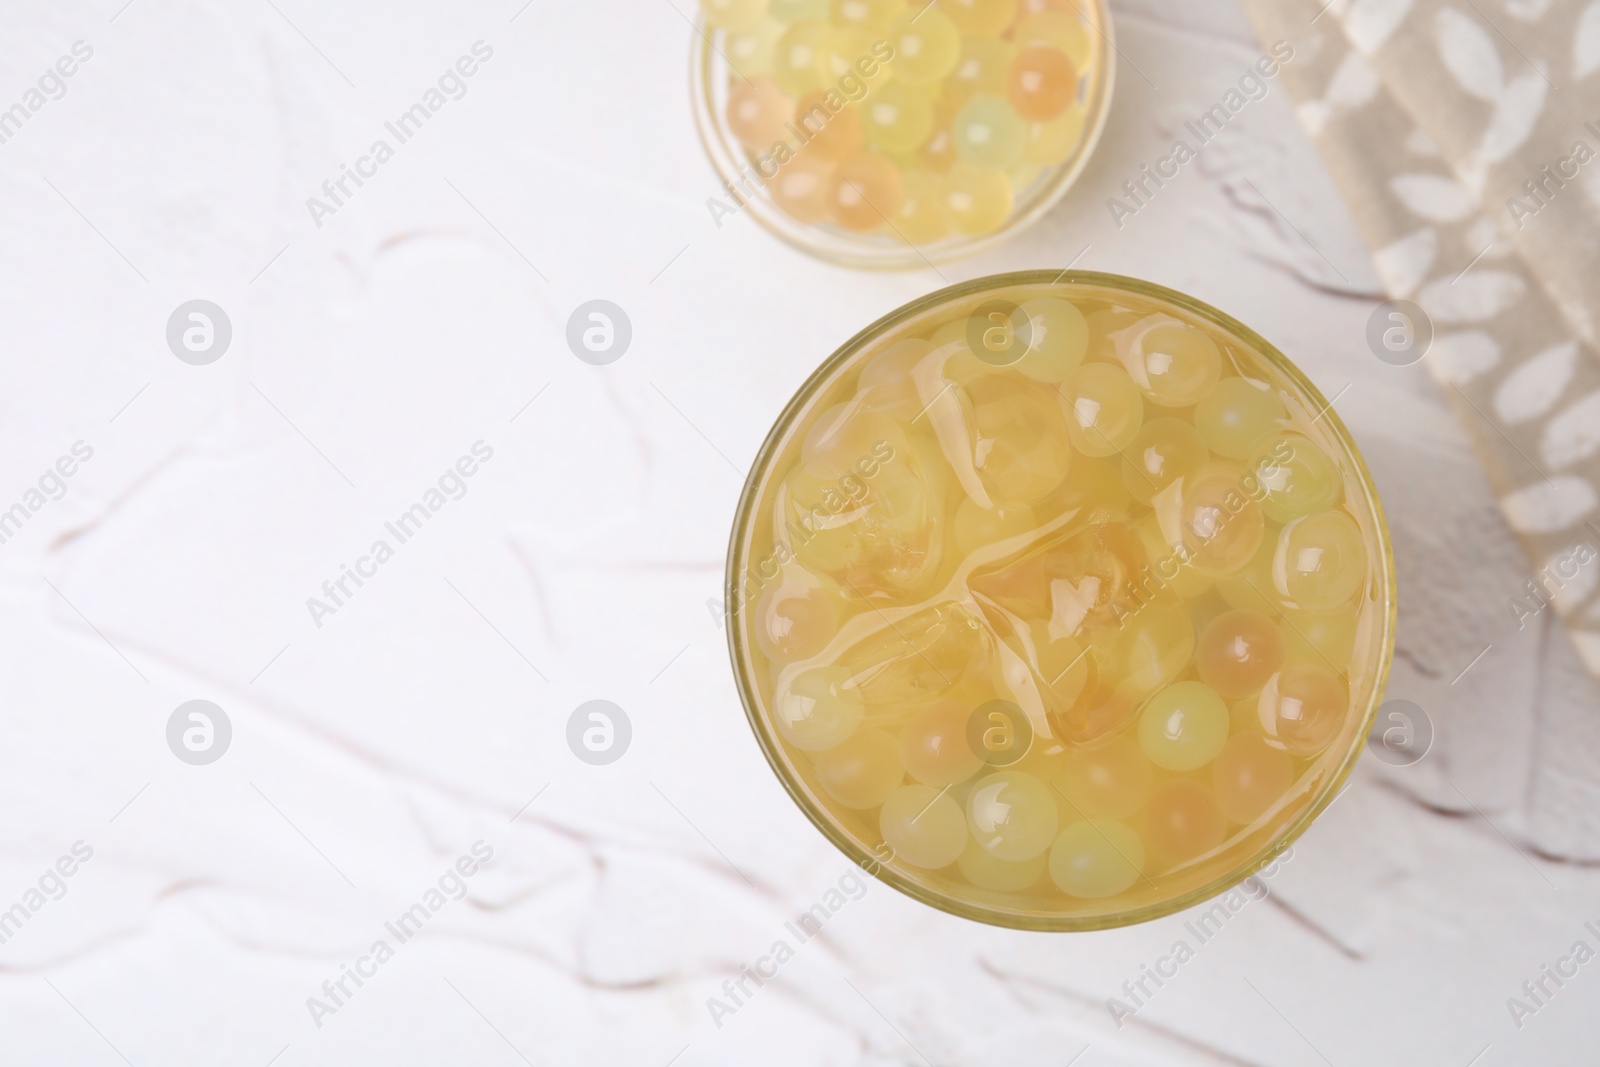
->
724;270;1396;930
692;0;1114;269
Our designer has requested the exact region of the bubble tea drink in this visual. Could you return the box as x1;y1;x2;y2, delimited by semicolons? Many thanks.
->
726;272;1395;929
693;0;1114;267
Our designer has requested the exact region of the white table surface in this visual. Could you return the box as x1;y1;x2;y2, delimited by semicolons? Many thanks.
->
3;1;1599;1064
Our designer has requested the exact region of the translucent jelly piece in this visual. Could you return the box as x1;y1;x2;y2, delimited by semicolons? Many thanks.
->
967;770;1059;860
1257;662;1348;757
1212;732;1295;824
880;783;967;868
814;727;905;808
840;602;988;710
728;76;795;150
972;520;1146;635
830;152;905;230
943;0;1019;34
1060;362;1142;458
952;94;1027;170
1137;680;1229;771
1142;779;1226;867
1121;417;1209;508
774;665;864;750
1056;734;1152;819
1049;819;1144;898
1273;510;1367;614
1006;44;1075;121
1196;609;1286;700
1172;464;1265;578
954;497;1036;557
1051;604;1192;744
964;373;1073;505
958;837;1046;890
786;409;941;593
900;700;985;786
1247;432;1343;524
1059;453;1133;523
857;337;932;420
1195;377;1287;460
754;571;843;662
886;9;962;85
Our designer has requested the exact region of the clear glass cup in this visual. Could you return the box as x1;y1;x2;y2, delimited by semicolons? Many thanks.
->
691;2;1115;270
724;270;1396;930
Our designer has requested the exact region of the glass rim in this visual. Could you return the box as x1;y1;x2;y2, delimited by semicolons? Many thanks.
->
723;269;1398;931
688;9;1118;270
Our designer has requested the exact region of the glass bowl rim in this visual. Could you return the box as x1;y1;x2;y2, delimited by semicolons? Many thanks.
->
688;7;1118;270
723;269;1398;931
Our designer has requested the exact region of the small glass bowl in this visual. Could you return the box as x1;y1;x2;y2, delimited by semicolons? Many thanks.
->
724;271;1396;930
690;3;1115;270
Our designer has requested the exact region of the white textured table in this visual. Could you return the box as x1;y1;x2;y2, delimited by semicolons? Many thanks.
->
3;1;1597;1064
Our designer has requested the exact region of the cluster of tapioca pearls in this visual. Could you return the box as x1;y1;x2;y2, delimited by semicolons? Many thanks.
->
754;295;1371;900
702;0;1097;242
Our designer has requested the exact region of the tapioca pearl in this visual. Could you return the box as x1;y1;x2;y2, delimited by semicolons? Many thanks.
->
1057;735;1152;819
1134;513;1213;600
1274;511;1366;613
958;837;1047;891
1120;417;1209;507
755;580;841;661
1138;680;1229;771
1280;606;1358;669
775;666;865;750
1228;697;1260;734
1212;732;1295;824
830;152;905;230
793;91;866;161
771;0;827;20
1013;11;1092;68
943;0;1019;34
861;81;936;154
1024;105;1085;164
814;727;905;808
1126;323;1221;408
829;0;905;31
1007;162;1042;192
773;20;835;95
1113;605;1195;699
1006;44;1075;121
1216;529;1281;614
954;497;1036;555
1012;297;1087;383
892;169;951;245
1084;307;1141;362
945;36;1014;110
920;102;961;172
952;94;1027;169
770;152;838;222
967;770;1060;860
702;0;768;30
967;375;1072;504
1246;432;1343;524
1195;377;1287;460
727;21;786;74
1141;779;1226;867
1060;362;1142;458
944;163;1013;235
880;783;967;867
821;26;884;84
885;9;961;85
1048;819;1144;897
727;76;795;149
1258;662;1347;757
900;701;985;787
800;404;900;477
1197;609;1286;700
1177;465;1265;578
